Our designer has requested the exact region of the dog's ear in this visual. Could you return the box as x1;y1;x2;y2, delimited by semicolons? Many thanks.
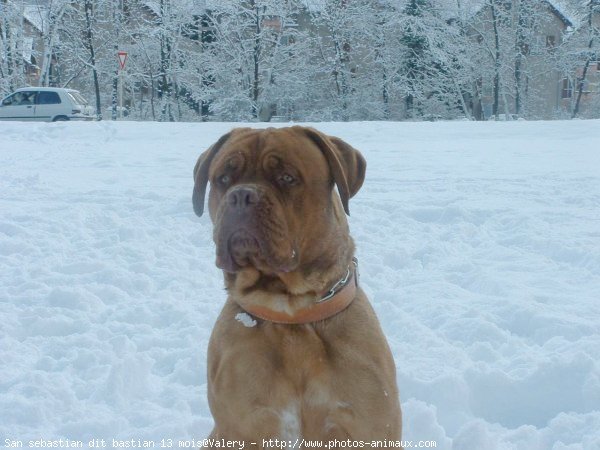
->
192;131;234;217
300;127;366;215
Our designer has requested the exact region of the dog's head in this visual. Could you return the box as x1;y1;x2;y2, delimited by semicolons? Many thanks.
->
193;126;365;276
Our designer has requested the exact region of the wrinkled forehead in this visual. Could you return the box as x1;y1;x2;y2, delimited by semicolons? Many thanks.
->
210;128;329;178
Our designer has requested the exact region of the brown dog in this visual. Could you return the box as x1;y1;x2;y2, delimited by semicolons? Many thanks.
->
193;126;401;443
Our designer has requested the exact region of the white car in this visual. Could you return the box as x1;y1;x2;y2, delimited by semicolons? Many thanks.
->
0;87;95;121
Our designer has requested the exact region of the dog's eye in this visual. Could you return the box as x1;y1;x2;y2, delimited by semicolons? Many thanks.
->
218;174;231;186
279;173;295;185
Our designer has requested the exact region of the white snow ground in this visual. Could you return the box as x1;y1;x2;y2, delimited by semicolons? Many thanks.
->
1;120;599;449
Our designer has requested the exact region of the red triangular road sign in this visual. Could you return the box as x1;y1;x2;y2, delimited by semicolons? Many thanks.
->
117;51;128;70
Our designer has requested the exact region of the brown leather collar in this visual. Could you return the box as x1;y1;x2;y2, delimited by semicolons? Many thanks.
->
240;259;359;325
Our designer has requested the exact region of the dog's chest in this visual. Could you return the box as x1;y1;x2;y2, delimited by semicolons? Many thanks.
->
273;380;350;439
212;310;366;437
265;325;352;437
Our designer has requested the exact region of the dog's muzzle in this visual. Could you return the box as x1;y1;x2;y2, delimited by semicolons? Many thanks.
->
215;184;298;273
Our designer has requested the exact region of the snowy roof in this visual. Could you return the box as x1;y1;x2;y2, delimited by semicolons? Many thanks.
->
23;4;48;34
541;0;574;27
299;0;326;13
433;0;485;22
141;0;158;14
550;0;581;28
463;0;573;28
141;0;216;15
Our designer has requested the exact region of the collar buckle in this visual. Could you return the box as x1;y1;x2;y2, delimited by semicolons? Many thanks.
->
316;257;358;304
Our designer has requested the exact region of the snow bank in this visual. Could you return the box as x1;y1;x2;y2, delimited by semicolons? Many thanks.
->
1;120;599;449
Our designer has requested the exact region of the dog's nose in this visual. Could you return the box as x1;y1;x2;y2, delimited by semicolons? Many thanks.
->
227;185;260;209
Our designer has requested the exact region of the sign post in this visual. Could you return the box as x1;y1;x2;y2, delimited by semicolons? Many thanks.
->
117;51;128;119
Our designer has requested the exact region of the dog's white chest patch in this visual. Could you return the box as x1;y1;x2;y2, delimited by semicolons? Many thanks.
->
234;312;257;328
279;403;301;439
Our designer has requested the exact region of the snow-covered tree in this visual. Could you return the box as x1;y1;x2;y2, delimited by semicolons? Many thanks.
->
399;0;431;117
0;0;27;95
307;0;391;120
468;0;573;120
567;0;600;118
1;0;593;121
36;0;68;87
203;0;313;121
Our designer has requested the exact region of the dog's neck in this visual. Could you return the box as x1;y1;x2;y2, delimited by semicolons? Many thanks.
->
224;251;358;324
